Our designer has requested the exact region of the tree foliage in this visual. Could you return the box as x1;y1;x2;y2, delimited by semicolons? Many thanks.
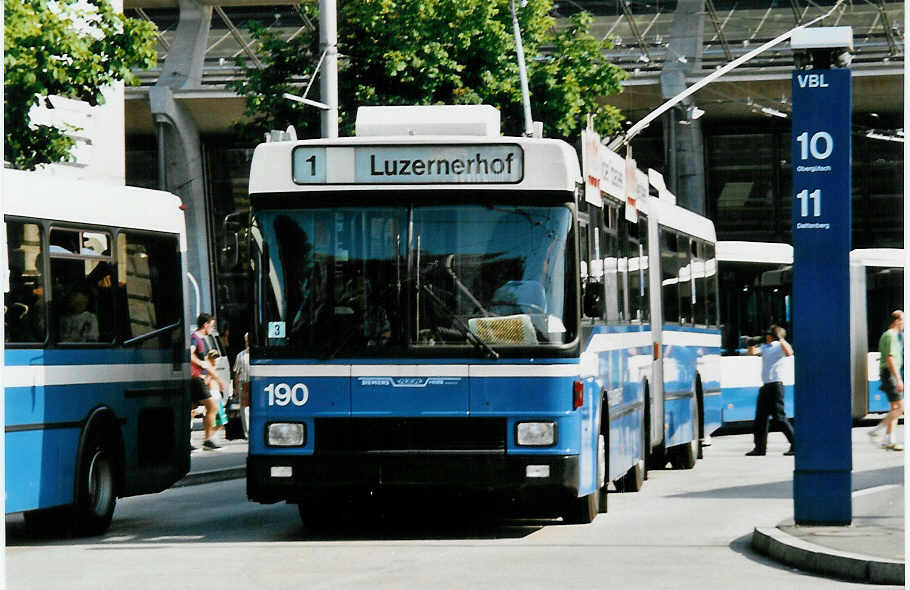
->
4;0;157;170
230;0;625;143
226;20;322;144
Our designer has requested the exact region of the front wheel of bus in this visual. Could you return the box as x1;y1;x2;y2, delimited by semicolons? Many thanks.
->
73;434;117;536
564;431;605;524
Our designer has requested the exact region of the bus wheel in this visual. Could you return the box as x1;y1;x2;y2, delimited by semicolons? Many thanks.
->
669;440;697;470
72;433;117;536
615;459;644;493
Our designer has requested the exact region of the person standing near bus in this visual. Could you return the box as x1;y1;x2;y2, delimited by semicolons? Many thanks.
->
868;310;904;451
745;325;796;456
233;332;251;439
190;313;226;451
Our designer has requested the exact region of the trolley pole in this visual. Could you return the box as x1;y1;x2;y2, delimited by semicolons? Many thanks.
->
790;27;854;525
319;0;338;138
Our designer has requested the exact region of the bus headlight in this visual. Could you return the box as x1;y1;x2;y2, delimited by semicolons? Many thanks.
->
516;422;556;446
267;422;306;446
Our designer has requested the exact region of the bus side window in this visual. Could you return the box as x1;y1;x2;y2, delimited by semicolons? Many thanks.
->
634;215;650;323
677;234;692;325
602;205;620;322
693;240;707;326
660;228;679;324
704;242;718;327
5;220;47;344
117;232;181;346
50;228;115;344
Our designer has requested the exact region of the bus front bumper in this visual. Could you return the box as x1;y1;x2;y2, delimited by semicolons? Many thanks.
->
247;453;580;505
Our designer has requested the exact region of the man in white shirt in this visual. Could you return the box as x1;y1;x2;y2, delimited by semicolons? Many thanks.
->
233;332;251;438
745;325;796;456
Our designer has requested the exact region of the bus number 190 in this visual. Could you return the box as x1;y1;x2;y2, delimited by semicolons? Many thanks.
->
265;382;309;407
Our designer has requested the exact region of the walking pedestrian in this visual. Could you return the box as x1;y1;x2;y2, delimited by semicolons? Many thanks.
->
868;310;904;451
190;312;226;451
745;325;796;456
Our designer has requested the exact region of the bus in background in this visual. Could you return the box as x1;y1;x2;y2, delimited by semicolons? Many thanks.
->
850;248;904;418
716;242;793;426
4;170;190;536
242;106;719;525
716;243;904;428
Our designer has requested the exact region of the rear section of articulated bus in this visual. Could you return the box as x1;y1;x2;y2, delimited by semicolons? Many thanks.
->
649;209;722;467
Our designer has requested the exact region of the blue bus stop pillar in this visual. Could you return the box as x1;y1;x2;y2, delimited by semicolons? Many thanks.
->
791;66;852;525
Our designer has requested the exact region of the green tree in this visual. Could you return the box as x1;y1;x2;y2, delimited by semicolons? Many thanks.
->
227;18;322;144
230;0;625;143
4;0;157;170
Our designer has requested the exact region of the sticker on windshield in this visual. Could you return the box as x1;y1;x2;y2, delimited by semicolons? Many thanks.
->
268;321;286;338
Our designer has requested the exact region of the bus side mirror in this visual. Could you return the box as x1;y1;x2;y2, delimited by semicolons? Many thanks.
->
220;237;238;270
220;209;250;270
583;279;604;318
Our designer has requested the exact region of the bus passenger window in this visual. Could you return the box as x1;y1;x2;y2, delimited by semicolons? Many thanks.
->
117;232;181;345
50;228;115;344
628;216;649;323
661;229;679;324
5;221;46;344
677;235;692;325
693;240;707;326
704;243;718;327
602;230;619;322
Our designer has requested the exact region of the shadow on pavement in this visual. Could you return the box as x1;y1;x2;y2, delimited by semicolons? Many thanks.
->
6;487;546;546
668;465;903;500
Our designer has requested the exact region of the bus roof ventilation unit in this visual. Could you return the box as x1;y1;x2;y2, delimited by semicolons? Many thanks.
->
355;105;501;138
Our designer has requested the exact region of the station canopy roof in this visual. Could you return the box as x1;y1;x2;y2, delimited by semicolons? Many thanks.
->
123;1;903;131
124;0;903;84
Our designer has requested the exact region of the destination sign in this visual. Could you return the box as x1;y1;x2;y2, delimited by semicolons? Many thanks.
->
292;145;524;185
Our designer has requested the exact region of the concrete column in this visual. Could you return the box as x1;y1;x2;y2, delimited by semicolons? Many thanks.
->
659;0;707;215
149;0;213;320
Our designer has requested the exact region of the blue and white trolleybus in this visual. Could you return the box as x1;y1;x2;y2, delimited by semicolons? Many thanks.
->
244;106;720;524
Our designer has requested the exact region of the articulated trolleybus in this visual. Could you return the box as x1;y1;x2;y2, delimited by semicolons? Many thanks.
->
4;170;190;535
245;106;720;524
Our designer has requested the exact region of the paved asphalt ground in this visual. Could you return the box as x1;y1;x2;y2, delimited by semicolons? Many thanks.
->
182;422;905;585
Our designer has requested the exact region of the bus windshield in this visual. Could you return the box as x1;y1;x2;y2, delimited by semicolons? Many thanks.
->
253;203;575;356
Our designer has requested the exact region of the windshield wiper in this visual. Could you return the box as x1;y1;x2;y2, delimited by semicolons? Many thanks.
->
444;254;489;317
419;281;499;360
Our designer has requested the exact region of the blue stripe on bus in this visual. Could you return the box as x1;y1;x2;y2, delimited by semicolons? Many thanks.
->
720;384;795;424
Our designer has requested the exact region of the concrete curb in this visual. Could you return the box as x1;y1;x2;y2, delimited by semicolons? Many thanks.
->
172;466;246;488
751;526;905;585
